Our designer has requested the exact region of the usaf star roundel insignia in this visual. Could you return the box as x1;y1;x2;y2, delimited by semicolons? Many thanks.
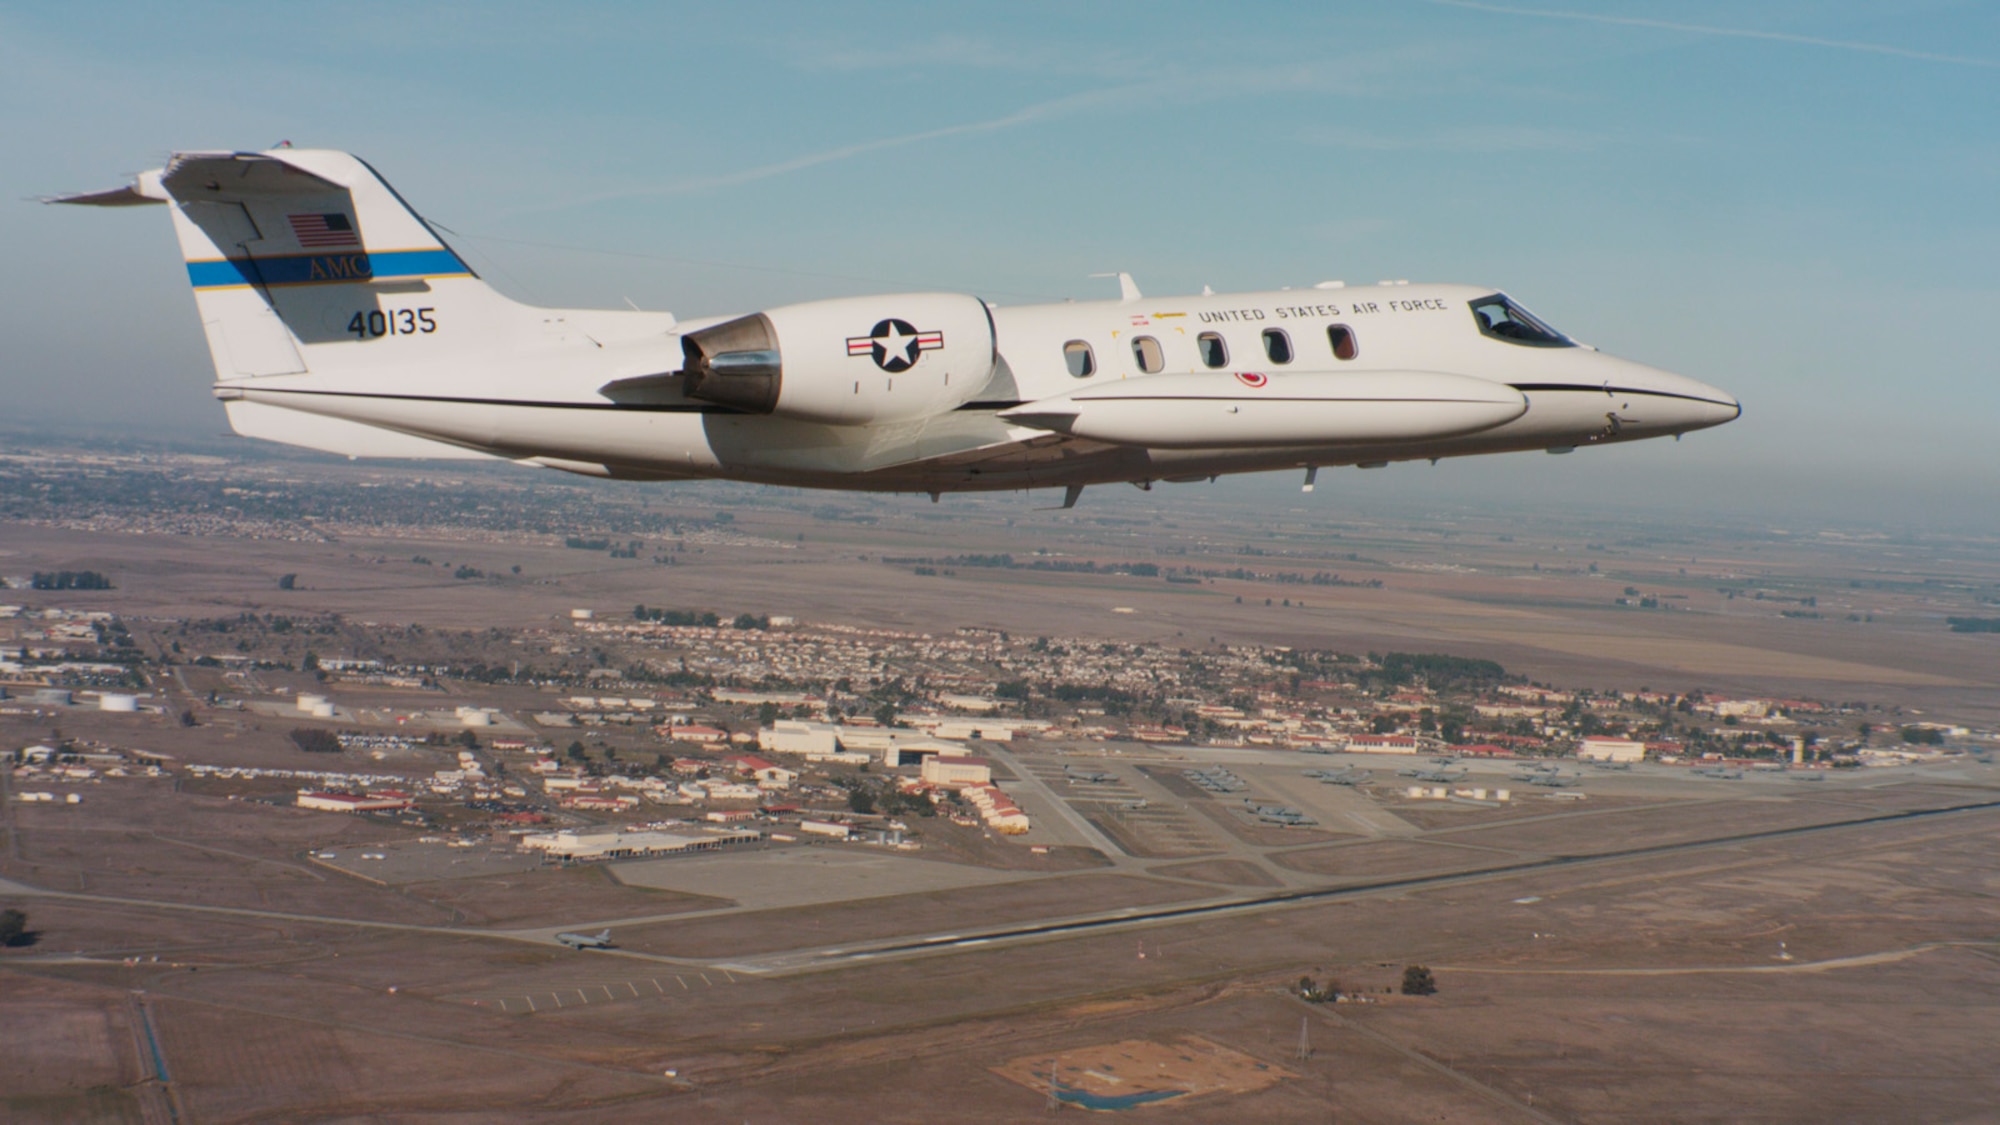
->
847;319;944;373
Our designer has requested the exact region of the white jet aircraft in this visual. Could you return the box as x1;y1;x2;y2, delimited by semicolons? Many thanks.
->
55;148;1738;504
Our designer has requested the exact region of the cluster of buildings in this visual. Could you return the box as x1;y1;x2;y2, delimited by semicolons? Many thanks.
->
9;743;171;803
952;779;1029;834
185;763;409;788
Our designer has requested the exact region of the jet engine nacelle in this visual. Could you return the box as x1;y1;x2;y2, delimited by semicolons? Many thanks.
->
680;293;996;425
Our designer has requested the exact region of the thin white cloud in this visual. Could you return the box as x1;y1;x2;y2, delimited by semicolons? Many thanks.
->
506;46;1479;217
662;92;1105;195
1302;124;1601;153
789;31;1129;77
1426;0;1999;68
530;84;1148;214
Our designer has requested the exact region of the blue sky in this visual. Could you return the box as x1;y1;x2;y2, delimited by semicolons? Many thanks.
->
3;2;1995;527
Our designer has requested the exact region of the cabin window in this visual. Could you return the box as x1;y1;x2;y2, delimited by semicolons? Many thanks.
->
1470;293;1574;347
1132;335;1165;374
1326;324;1358;361
1196;332;1228;368
1262;328;1293;364
1063;340;1096;377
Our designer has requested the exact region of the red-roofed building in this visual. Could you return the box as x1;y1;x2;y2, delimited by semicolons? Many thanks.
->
296;791;413;814
667;725;730;742
723;753;796;787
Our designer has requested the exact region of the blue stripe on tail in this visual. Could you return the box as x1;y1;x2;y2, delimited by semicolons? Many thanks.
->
187;248;468;289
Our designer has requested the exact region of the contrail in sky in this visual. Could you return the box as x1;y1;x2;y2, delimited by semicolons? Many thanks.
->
541;85;1143;212
1427;0;1998;68
664;97;1085;196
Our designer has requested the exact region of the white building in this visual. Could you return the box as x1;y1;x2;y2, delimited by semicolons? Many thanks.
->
828;727;972;767
921;756;993;787
760;720;840;757
520;827;757;860
1577;737;1646;763
297;791;412;813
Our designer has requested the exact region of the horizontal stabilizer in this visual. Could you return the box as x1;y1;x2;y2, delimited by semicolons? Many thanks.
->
46;182;165;207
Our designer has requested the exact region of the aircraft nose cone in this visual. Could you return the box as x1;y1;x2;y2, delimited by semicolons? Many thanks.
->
1688;380;1742;428
1593;355;1740;433
1688;380;1736;424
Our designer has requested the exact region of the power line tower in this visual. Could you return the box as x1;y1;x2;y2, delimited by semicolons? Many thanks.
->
1044;1057;1061;1113
1297;1016;1313;1061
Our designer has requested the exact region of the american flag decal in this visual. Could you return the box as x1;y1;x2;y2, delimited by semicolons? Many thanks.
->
288;212;360;248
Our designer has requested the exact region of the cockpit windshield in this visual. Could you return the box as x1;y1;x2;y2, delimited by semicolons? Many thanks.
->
1469;294;1574;348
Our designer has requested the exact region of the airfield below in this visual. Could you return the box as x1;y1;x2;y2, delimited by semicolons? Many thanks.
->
7;739;2000;1121
7;456;2000;1120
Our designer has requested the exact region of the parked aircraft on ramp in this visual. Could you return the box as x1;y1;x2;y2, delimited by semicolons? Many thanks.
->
555;929;613;951
1304;768;1370;785
1528;773;1584;789
55;148;1738;503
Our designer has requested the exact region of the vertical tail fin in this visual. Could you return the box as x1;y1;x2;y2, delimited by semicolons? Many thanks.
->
57;147;518;381
53;149;680;461
165;148;506;379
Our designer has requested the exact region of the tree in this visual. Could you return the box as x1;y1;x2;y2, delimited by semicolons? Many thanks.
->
1297;975;1341;1002
1401;965;1437;996
456;729;479;750
289;728;342;754
847;785;877;814
567;741;587;761
0;909;26;947
277;573;297;590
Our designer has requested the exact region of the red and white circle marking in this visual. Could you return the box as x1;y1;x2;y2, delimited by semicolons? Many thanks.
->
1234;371;1269;388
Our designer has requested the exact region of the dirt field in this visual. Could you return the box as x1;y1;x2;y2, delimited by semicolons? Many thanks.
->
9;472;2000;1119
1271;838;1512;880
7;774;2000;1120
1149;858;1284;887
992;1034;1295;1108
613;871;1221;959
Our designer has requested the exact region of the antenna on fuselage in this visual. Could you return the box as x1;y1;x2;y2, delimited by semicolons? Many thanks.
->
1088;272;1143;302
1036;483;1085;511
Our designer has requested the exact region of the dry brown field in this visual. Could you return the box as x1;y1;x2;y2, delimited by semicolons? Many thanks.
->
7;467;2000;1120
